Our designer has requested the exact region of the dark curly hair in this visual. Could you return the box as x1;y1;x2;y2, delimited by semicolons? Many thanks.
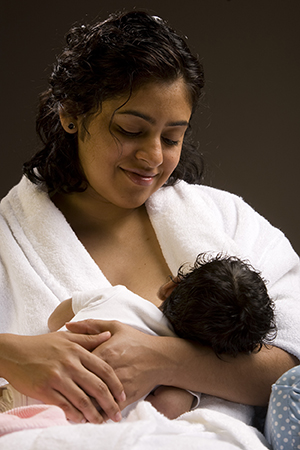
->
23;10;205;194
161;253;277;357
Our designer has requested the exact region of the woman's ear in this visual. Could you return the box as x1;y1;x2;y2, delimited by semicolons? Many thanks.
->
59;105;78;134
157;276;180;301
59;112;78;134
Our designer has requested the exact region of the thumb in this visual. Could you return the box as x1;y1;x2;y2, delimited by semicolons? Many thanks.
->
66;319;115;335
66;329;111;351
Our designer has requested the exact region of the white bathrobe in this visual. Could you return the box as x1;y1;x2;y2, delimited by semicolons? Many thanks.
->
1;175;299;449
1;176;299;358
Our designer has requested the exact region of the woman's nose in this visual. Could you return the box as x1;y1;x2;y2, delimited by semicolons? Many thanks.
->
135;139;163;167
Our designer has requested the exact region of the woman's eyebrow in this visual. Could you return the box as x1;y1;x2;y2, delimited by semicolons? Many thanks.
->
117;109;189;127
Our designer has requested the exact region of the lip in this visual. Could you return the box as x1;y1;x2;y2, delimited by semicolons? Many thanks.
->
121;168;158;186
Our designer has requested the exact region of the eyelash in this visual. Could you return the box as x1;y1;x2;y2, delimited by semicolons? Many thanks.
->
118;127;141;137
118;127;180;146
163;138;180;146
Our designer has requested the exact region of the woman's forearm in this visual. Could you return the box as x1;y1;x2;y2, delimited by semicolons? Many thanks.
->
161;337;299;406
66;319;299;407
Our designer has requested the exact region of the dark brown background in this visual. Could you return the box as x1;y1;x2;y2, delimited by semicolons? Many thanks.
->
1;0;300;252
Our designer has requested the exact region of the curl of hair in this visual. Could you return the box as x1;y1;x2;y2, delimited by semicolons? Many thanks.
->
23;10;205;194
161;253;277;357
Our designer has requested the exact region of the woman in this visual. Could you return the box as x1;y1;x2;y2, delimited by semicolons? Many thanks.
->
0;10;299;445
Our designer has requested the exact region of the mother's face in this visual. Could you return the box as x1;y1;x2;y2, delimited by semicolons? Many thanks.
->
60;79;192;210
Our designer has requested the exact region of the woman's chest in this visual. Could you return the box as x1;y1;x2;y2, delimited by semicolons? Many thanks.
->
79;218;171;307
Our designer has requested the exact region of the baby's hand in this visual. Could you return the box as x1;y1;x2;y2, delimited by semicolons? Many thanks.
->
145;386;194;419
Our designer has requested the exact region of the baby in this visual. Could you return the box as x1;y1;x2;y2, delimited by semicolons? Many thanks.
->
160;253;276;356
49;253;277;420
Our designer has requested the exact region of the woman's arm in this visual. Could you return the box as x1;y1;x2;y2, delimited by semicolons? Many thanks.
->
67;319;299;407
0;331;125;423
48;298;74;331
157;337;298;406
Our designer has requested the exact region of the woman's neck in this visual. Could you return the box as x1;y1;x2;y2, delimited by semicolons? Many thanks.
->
51;189;144;234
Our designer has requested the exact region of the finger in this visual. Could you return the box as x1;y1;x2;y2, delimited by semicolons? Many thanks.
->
64;330;111;351
75;371;123;423
66;319;116;335
35;385;88;424
78;349;126;406
58;330;126;404
52;378;107;424
63;331;126;405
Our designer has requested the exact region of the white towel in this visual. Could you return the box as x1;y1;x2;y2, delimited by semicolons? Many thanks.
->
0;401;270;450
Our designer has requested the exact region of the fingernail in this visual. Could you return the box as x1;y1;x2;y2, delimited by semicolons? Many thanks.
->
101;331;111;338
114;412;122;422
119;391;126;402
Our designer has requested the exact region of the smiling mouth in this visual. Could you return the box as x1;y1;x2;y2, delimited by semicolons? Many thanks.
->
121;168;158;186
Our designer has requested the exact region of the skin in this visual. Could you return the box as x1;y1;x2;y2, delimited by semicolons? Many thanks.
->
48;298;74;332
60;80;191;212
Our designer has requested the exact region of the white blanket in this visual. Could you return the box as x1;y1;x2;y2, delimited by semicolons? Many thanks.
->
1;176;300;448
0;401;270;450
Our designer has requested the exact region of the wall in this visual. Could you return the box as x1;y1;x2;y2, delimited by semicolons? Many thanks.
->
1;0;300;252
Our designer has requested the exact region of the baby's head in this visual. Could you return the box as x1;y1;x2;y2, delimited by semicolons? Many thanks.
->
160;253;277;357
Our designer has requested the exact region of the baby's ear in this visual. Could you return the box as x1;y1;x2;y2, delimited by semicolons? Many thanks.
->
157;276;180;301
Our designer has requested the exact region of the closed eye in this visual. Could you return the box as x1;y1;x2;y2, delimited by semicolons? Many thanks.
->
117;125;181;146
163;137;180;146
118;126;141;137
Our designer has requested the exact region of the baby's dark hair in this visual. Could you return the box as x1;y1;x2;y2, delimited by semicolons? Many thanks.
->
23;10;205;194
161;253;277;357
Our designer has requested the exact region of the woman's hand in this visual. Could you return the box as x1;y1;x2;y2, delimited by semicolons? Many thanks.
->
66;319;172;407
0;331;125;423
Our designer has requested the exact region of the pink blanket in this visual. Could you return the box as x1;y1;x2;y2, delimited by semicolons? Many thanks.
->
0;405;69;437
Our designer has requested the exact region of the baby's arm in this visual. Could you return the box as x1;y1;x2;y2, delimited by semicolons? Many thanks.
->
48;298;74;331
145;386;195;419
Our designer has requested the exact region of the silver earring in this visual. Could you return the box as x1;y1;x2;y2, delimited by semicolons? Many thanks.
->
68;123;75;130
